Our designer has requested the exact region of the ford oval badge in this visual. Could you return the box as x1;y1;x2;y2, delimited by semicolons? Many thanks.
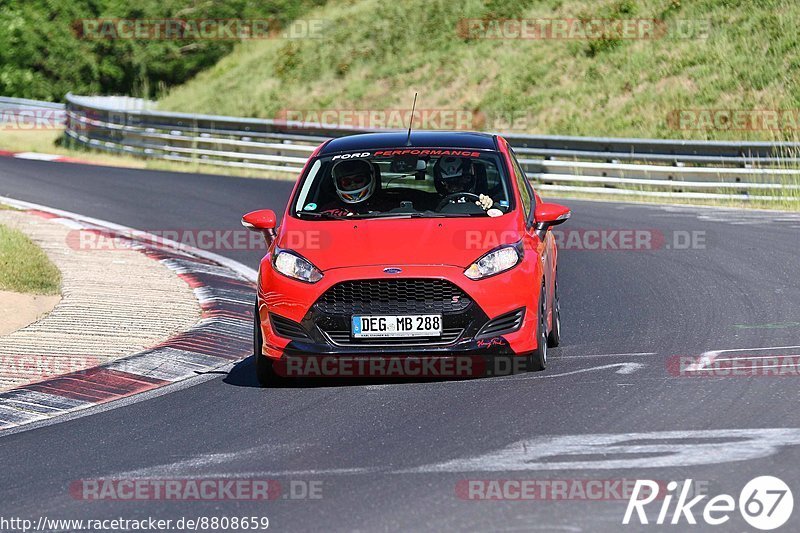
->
383;267;402;274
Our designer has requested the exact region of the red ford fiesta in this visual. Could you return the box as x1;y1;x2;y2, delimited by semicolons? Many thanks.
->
243;131;570;385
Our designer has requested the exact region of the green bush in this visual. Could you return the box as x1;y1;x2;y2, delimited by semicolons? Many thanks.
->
0;0;324;101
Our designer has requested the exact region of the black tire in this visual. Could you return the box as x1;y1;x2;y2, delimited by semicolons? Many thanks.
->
527;286;548;372
547;274;561;348
254;302;283;387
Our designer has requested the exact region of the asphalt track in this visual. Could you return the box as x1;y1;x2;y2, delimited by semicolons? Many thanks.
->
1;157;800;531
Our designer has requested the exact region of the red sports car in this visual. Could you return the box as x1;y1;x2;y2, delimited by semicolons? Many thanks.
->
243;131;570;385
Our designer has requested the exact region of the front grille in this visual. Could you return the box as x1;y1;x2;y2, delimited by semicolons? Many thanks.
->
477;308;525;337
315;279;471;315
270;313;311;340
323;327;464;347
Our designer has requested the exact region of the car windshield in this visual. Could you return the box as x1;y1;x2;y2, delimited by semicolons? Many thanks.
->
292;149;513;219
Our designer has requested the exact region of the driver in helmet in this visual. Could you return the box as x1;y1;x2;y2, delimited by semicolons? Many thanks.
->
434;156;476;196
434;157;493;211
320;159;379;216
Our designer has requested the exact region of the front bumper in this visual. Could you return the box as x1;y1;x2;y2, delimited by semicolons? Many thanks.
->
257;263;541;359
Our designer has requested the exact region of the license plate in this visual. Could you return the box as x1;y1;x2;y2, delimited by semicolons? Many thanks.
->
352;315;442;338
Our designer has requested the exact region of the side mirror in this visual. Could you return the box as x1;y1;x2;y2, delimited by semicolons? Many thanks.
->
534;203;570;239
242;209;277;243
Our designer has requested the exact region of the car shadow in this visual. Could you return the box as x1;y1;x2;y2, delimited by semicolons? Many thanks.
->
222;356;262;388
222;354;492;389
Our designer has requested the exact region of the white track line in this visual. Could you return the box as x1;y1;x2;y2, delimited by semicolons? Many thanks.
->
561;352;657;358
687;345;800;371
711;354;800;362
419;362;647;387
513;362;645;380
13;152;62;161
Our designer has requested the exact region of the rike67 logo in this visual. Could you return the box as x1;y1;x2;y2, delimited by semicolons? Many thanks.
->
623;476;793;530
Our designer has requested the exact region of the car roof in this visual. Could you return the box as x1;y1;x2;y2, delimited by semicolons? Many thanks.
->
318;131;498;155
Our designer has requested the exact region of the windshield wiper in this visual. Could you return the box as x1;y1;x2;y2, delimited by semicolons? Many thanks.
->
349;211;487;219
348;211;431;219
298;210;490;221
296;211;351;220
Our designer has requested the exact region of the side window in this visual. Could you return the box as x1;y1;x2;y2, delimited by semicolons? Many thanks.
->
510;151;532;220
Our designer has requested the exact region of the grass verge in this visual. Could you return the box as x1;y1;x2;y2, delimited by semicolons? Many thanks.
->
0;224;61;295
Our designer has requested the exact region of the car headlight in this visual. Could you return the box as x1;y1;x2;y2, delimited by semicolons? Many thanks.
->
273;249;323;283
464;244;521;280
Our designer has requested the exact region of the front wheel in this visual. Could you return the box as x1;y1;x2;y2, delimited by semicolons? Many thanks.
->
527;287;548;372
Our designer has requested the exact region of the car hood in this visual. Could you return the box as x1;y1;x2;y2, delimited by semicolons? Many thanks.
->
276;215;525;272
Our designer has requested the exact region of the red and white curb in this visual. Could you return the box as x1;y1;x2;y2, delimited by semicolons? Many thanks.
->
0;196;257;432
0;149;98;165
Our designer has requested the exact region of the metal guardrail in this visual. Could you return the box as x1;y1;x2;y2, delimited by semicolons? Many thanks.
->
4;93;792;202
0;96;66;129
0;96;65;110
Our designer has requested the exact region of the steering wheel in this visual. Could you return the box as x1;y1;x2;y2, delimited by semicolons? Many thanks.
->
436;192;482;211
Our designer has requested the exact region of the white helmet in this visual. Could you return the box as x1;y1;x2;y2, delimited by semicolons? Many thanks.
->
332;159;376;204
434;157;476;196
